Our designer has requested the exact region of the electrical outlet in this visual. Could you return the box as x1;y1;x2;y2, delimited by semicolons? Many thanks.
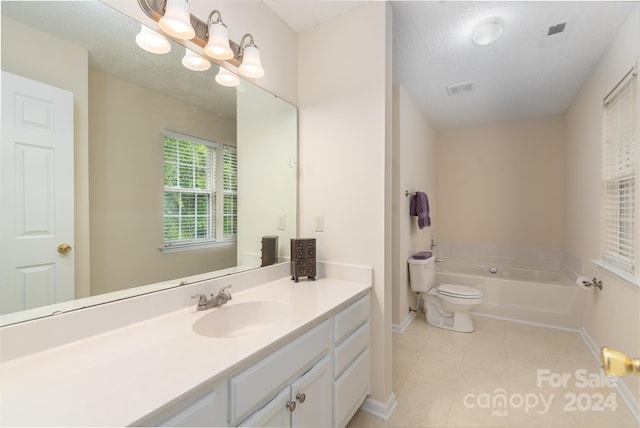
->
278;214;286;230
314;214;324;232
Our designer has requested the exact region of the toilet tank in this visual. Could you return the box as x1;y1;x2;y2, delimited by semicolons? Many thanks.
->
408;254;435;292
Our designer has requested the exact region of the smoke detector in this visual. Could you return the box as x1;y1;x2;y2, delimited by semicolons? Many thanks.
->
447;82;475;96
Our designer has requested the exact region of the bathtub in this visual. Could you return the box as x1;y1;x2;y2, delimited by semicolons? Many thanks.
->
435;261;581;329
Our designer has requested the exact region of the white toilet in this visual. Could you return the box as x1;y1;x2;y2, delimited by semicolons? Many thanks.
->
408;253;483;333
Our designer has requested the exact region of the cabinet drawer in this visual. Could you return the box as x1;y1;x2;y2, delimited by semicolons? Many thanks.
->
333;295;369;343
229;320;330;424
333;321;369;378
333;348;370;428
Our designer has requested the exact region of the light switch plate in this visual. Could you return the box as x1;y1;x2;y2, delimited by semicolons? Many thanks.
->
314;214;324;232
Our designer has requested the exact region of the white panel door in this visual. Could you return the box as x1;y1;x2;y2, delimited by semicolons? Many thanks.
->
1;71;74;315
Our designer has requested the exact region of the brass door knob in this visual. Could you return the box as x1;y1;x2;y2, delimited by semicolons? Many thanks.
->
57;243;72;254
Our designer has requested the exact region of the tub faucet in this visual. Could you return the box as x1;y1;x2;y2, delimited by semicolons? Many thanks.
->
192;285;233;311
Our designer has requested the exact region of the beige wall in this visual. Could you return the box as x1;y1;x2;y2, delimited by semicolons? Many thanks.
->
392;85;437;327
1;16;91;299
237;81;298;265
298;2;394;410
437;116;565;249
89;70;237;296
565;5;640;402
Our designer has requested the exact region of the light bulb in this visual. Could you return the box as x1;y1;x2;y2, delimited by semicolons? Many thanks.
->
239;44;264;78
135;25;171;54
204;21;234;60
182;48;211;71
159;0;195;40
215;67;240;87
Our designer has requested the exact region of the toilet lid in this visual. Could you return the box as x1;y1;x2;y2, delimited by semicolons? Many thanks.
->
437;284;483;298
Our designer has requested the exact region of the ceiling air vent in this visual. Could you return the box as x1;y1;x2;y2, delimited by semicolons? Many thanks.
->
547;22;566;36
447;82;475;96
541;19;571;46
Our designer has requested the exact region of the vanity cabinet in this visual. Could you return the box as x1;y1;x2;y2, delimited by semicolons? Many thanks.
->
332;295;371;428
229;320;330;425
240;356;331;427
140;292;369;428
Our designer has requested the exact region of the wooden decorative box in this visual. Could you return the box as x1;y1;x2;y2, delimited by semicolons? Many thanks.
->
290;238;316;282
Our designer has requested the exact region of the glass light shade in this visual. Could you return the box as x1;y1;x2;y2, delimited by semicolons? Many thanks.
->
472;18;503;46
215;67;240;87
204;22;234;60
182;48;211;71
159;0;195;40
135;25;171;54
238;45;264;78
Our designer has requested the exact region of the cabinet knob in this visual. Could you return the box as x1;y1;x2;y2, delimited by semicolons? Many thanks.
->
286;400;296;412
296;392;306;403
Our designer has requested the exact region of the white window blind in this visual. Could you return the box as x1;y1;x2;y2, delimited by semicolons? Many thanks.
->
222;146;238;239
163;131;217;245
602;68;638;274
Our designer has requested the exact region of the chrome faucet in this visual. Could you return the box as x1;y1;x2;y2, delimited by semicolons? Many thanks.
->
192;285;233;311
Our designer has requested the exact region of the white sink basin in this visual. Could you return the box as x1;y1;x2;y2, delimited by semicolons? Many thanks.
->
192;300;292;338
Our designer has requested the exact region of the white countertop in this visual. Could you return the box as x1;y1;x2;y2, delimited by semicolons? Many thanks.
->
0;277;370;427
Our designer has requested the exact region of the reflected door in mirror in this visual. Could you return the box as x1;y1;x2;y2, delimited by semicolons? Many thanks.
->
0;72;75;315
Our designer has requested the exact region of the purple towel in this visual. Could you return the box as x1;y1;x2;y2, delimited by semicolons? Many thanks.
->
410;191;431;229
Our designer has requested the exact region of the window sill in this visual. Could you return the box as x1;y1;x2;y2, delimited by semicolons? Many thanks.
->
160;240;236;255
591;259;640;289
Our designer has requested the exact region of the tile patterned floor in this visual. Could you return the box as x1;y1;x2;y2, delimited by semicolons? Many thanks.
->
347;315;638;428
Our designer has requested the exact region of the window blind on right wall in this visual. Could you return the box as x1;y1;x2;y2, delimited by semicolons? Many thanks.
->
602;67;638;274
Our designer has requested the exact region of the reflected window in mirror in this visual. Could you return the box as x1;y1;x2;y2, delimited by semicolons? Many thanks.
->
162;130;237;253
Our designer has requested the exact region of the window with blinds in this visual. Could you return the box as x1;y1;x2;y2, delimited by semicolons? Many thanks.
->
223;146;238;239
162;130;237;250
602;68;638;275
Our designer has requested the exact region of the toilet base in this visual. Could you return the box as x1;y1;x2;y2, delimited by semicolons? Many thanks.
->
425;311;475;333
423;294;476;333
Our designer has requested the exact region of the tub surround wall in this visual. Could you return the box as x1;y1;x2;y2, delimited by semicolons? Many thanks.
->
565;4;640;407
437;243;565;271
392;85;438;331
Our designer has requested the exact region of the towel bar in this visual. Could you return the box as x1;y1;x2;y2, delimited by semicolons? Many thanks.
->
405;190;416;198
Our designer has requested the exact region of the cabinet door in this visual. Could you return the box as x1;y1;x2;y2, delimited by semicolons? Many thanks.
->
239;388;291;428
290;356;331;428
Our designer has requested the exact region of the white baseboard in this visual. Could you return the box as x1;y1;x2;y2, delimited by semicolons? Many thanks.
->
359;392;398;421
392;312;417;334
579;327;640;424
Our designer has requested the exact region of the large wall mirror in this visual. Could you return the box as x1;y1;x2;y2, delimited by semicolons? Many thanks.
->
0;1;297;326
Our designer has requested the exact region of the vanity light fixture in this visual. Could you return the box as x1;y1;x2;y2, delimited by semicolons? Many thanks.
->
215;67;240;87
135;25;171;54
159;0;195;40
472;17;504;46
137;0;265;78
238;34;264;78
204;10;234;60
182;48;211;71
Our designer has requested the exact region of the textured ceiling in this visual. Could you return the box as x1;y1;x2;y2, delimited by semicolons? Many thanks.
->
266;0;636;130
392;1;636;129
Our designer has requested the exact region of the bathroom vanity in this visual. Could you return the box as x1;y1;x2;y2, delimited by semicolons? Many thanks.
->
0;264;371;427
